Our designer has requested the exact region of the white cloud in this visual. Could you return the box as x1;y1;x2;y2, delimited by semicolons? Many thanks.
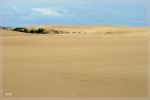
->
31;8;67;16
3;6;68;17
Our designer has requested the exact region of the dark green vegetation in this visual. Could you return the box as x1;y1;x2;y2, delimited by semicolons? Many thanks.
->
1;26;85;34
12;27;49;34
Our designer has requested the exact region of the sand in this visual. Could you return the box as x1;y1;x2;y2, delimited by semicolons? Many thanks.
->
1;26;149;98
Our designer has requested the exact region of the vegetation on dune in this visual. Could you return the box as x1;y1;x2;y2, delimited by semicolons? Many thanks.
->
13;27;28;32
12;27;48;34
35;28;45;33
2;26;84;35
48;29;60;34
12;27;64;34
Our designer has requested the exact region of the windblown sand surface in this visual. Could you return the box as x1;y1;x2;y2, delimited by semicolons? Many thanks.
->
1;26;148;98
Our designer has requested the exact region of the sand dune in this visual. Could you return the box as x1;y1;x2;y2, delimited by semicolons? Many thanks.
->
1;26;148;98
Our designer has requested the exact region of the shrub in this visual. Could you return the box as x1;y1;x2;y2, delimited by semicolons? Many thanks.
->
24;28;28;33
35;28;45;33
41;30;49;34
29;30;35;33
13;27;28;32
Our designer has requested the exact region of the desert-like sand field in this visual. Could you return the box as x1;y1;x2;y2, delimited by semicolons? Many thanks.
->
1;26;149;98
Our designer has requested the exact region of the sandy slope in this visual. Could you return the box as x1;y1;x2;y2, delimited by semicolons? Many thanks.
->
1;26;149;98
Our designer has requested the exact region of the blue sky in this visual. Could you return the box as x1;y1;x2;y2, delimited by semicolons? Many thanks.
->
1;0;149;26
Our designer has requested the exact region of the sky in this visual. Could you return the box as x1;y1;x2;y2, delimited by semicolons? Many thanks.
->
1;0;149;27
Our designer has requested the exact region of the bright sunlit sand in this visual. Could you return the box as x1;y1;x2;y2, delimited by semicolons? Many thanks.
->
2;26;148;97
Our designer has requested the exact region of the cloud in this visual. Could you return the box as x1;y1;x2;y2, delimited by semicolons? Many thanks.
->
31;8;68;16
3;6;68;17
